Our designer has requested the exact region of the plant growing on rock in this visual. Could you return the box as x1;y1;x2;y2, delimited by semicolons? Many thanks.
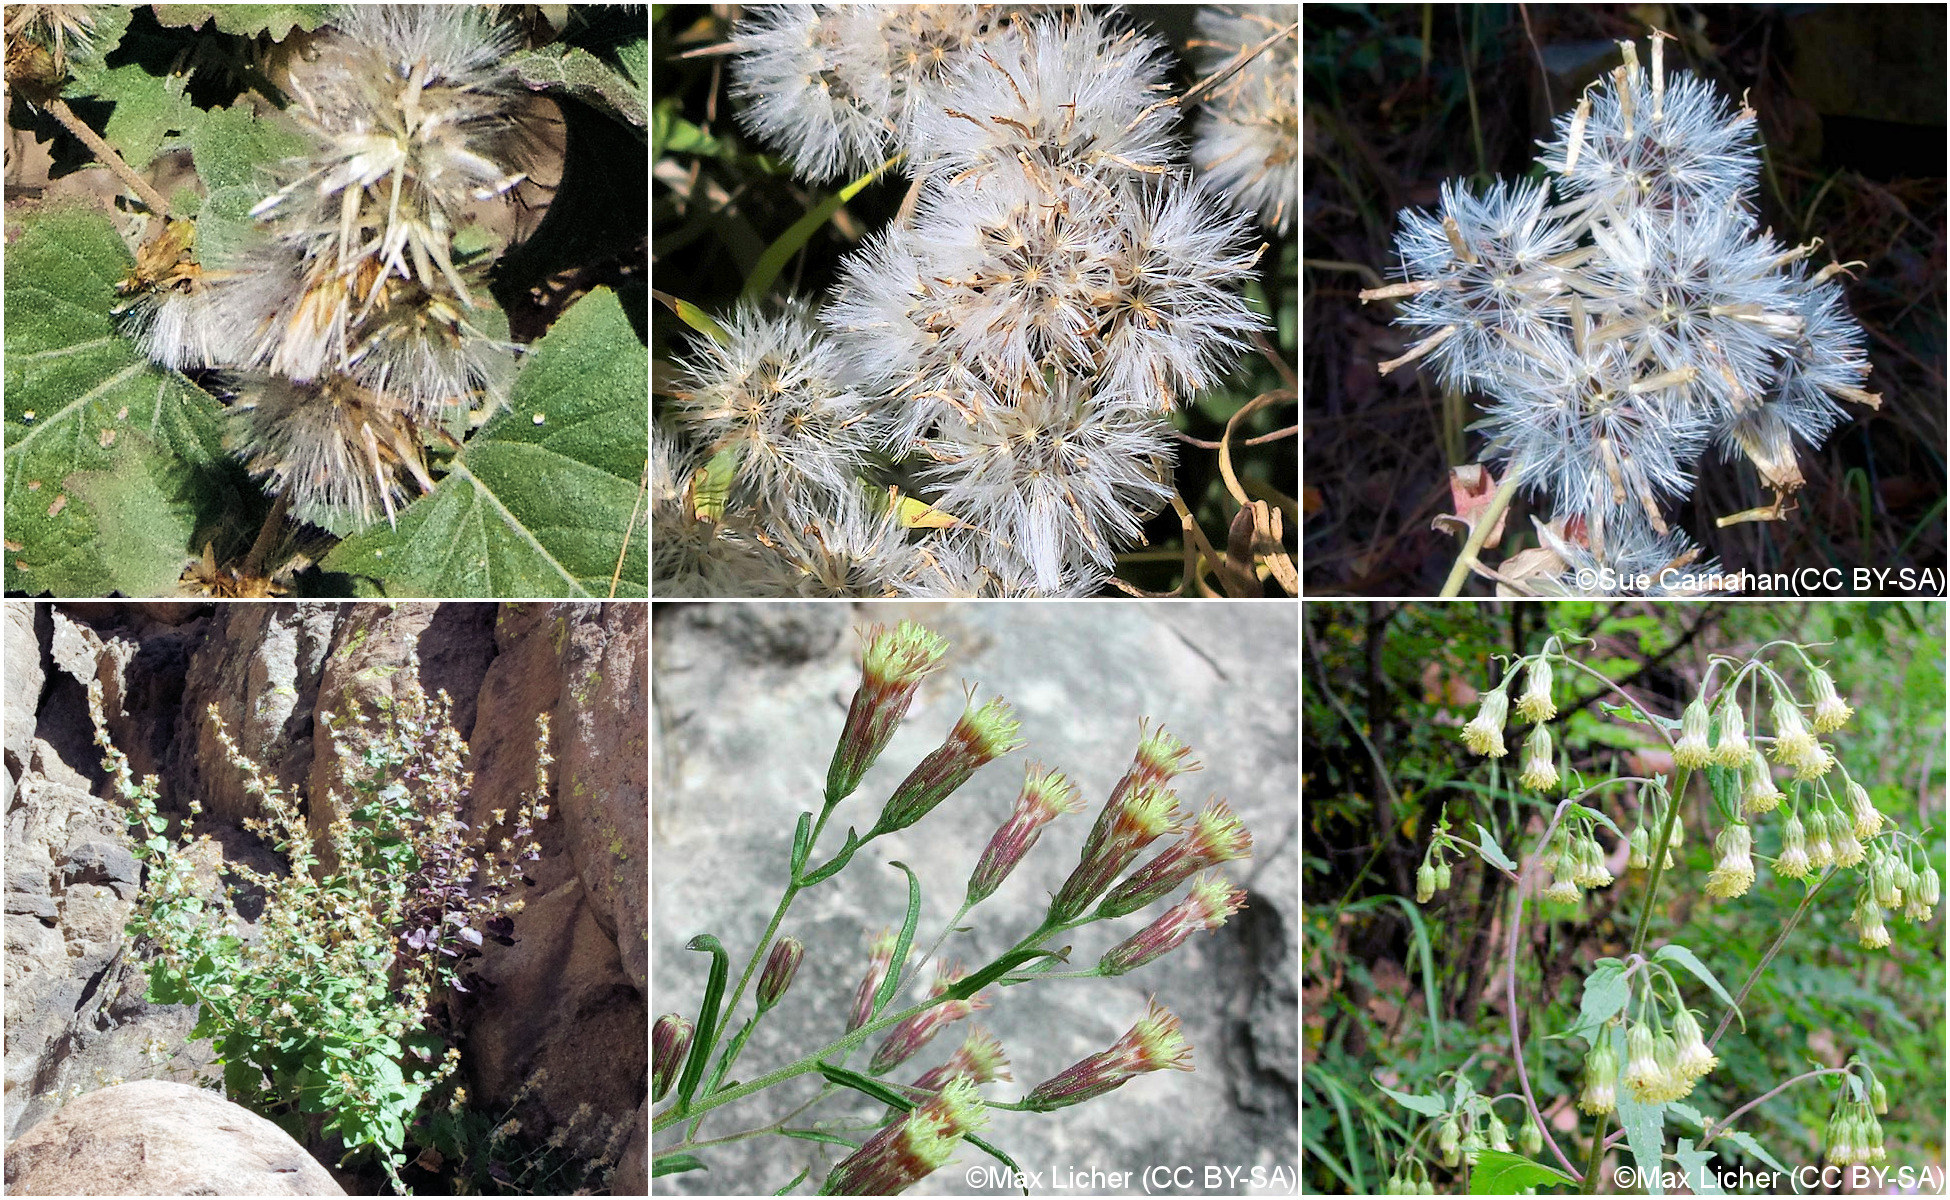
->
651;620;1254;1192
1375;630;1936;1193
96;679;551;1193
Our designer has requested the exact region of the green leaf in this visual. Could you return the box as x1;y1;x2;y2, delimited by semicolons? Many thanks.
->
4;206;229;596
673;934;727;1114
870;861;922;1021
773;1167;810;1194
184;99;309;191
1467;1150;1576;1194
322;288;649;596
816;1062;914;1111
1713;1129;1788;1176
150;5;333;38
1565;958;1629;1044
64;59;197;173
1372;1080;1448;1118
798;828;862;886
776;1129;859;1149
788;812;813;877
743;156;900;300
1564;802;1626;840
1653;943;1740;1025
1614;1019;1667;1197
652;1154;707;1177
1674;1139;1721;1195
1472;822;1518;872
512;42;648;127
1387;895;1440;1050
950;947;1066;997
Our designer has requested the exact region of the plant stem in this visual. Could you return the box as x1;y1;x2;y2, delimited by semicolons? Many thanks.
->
45;97;171;218
1580;767;1690;1193
1439;475;1520;597
1700;1067;1851;1147
1708;867;1832;1047
1507;800;1582;1181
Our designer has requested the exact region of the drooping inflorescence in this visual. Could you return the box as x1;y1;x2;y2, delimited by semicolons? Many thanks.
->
660;4;1291;596
1361;33;1880;596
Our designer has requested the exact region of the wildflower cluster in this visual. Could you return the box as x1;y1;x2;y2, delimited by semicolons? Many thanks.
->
1387;1073;1539;1188
658;5;1290;596
115;4;531;533
652;621;1255;1191
104;681;550;1188
1361;33;1880;595
1824;1070;1890;1166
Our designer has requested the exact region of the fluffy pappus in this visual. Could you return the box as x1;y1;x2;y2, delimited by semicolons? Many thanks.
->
669;297;887;524
918;376;1174;593
223;371;436;534
908;8;1178;187
1187;5;1297;234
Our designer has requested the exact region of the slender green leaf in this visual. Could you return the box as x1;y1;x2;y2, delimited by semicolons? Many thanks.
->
743;156;900;300
1654;943;1740;1026
674;934;727;1113
952;947;1067;997
1472;823;1518;872
870;861;922;1020
773;1167;810;1195
1467;1150;1576;1194
1565;802;1626;839
799;828;862;886
1388;895;1441;1050
777;1129;859;1149
1714;1129;1788;1176
965;1134;1027;1195
816;1062;913;1110
652;1153;707;1177
789;812;813;876
1373;1080;1448;1118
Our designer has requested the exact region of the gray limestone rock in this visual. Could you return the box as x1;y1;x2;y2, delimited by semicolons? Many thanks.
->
651;602;1299;1196
3;1079;344;1196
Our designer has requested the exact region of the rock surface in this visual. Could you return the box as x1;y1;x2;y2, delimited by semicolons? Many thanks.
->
4;603;647;1194
3;1079;345;1196
651;602;1299;1195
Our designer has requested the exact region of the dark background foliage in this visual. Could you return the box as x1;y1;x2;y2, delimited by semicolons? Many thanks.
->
1300;600;1947;1193
651;5;1298;595
1302;4;1946;596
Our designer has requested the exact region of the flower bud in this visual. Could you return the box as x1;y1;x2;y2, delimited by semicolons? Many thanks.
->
1774;813;1811;881
1922;865;1941;907
873;695;1023;835
1768;694;1818;767
1870;1077;1889;1115
1437;1116;1461;1161
848;928;901;1033
1846;780;1882;840
1518;723;1558;792
1628;824;1651;870
1673;696;1713;769
1462;688;1510;757
652;1014;694;1102
1830;806;1866;869
1519;1116;1543;1156
1871;853;1901;909
1804;808;1834;871
819;1077;987;1195
870;964;988;1074
827;622;949;805
757;935;804;1012
1578;1036;1618;1115
1048;781;1182;925
1415;863;1435;903
1573;834;1613;889
1022;1000;1193;1112
909;1026;1012;1095
1099;873;1247;975
1854;893;1890;950
966;763;1084;906
1434;861;1453;891
1098;800;1253;918
1621;1023;1662;1102
1515;657;1556;723
1742;749;1782;815
1488;1113;1511;1153
1084;722;1200;851
1713;696;1751;767
1704;823;1754;899
1808;667;1853;733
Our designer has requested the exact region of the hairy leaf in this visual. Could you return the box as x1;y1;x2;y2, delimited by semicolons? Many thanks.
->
1674;1138;1721;1195
1372;1080;1448;1118
150;5;333;39
4;206;229;596
323;288;649;596
512;41;648;127
1565;958;1629;1045
1467;1150;1575;1194
1654;943;1741;1025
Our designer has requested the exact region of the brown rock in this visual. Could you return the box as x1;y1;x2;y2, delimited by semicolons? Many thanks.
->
3;1080;343;1196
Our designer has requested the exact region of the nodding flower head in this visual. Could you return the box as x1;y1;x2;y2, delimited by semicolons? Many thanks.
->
818;1076;988;1195
1022;999;1193;1111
